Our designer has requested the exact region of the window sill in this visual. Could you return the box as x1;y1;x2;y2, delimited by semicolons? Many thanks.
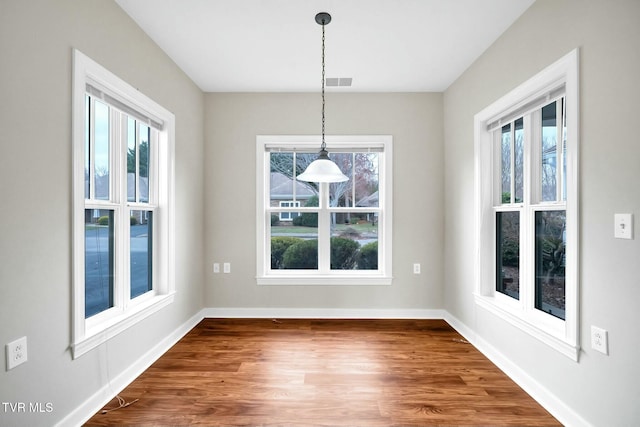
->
474;294;579;361
72;292;175;359
257;276;393;286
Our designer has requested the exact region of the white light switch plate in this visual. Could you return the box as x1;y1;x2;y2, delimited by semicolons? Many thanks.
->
614;213;633;239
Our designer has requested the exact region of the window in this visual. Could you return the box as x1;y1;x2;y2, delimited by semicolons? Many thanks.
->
72;50;175;358
256;136;392;285
474;49;579;360
279;201;301;221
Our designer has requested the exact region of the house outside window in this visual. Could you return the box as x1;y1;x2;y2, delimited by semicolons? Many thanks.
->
72;50;175;358
474;49;579;360
278;201;301;221
256;136;392;285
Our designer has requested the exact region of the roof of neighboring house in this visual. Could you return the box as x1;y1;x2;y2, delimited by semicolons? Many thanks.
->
92;173;149;201
270;172;315;200
356;191;379;207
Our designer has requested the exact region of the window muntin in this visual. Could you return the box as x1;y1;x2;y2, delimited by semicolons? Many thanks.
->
474;49;579;360
73;49;175;358
257;136;392;285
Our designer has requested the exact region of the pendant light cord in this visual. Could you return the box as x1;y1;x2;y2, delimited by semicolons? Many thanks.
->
321;20;326;152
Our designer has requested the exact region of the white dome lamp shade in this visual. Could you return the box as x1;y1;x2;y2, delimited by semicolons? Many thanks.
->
297;147;349;183
297;12;349;184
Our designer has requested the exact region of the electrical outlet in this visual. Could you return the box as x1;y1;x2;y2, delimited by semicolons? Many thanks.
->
591;326;609;355
6;336;28;370
213;263;220;273
413;263;421;274
223;262;231;274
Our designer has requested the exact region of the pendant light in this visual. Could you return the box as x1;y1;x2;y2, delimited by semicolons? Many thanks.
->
297;12;349;183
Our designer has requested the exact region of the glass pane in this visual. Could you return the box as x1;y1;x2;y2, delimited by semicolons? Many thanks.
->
500;124;511;203
541;101;558;202
139;124;150;203
270;212;318;269
514;118;524;203
496;211;519;300
94;100;110;200
84;95;90;199
355;153;379;208
331;212;378;270
127;118;136;202
85;209;114;318
131;210;152;299
329;153;353;207
270;152;294;205
270;152;319;208
535;210;566;320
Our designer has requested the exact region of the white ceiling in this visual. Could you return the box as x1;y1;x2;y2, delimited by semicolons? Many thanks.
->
115;0;535;92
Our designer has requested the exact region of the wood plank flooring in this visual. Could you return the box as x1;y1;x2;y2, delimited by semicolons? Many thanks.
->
84;319;561;426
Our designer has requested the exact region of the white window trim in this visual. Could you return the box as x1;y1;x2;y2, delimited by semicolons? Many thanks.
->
71;49;176;359
256;135;393;286
474;49;579;360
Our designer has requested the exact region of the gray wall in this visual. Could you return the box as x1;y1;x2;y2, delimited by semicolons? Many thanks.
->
204;93;444;310
443;0;640;425
0;1;204;426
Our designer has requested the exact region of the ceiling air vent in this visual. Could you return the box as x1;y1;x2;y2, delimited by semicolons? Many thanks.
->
326;77;352;87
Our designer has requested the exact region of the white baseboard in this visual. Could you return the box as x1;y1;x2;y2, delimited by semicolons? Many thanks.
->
56;309;206;427
443;312;591;427
202;307;447;319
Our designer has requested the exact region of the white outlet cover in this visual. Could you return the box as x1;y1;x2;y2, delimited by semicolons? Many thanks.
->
591;326;609;355
6;336;28;370
614;213;633;239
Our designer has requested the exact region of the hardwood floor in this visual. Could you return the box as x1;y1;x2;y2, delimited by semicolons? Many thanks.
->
84;319;561;426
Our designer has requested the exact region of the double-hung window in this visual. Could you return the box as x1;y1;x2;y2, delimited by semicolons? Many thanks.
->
257;136;392;285
72;50;175;358
474;49;579;360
